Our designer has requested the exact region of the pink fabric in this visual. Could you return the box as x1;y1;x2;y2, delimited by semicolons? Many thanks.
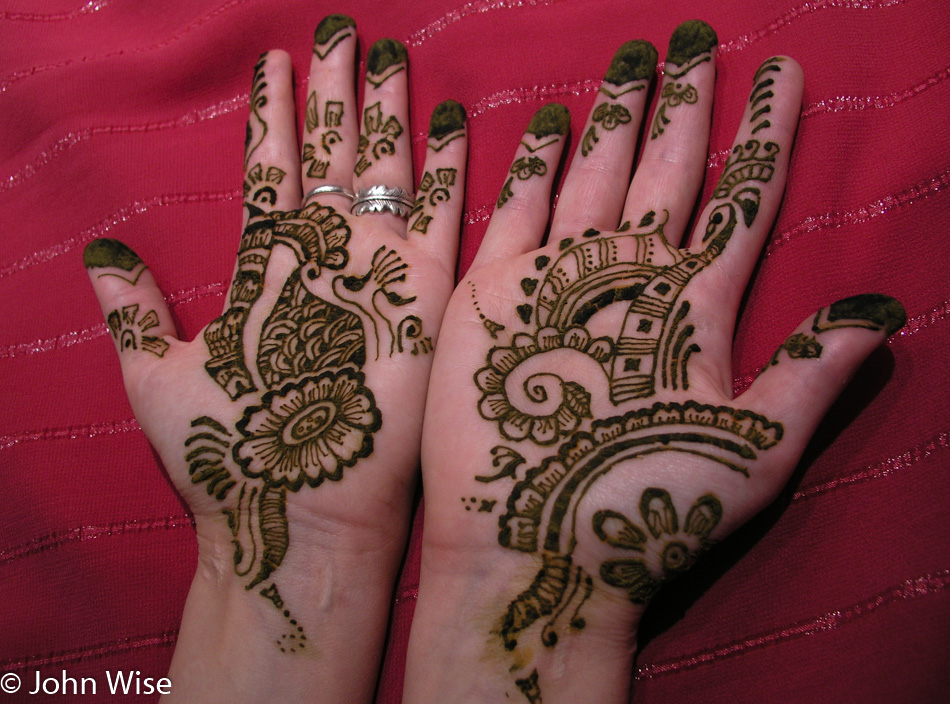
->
2;0;948;701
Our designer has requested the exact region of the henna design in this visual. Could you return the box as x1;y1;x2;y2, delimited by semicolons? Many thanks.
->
650;81;699;139
600;39;657;98
750;57;784;135
650;21;717;141
410;168;456;234
324;101;343;127
302;97;344;179
302;144;329;179
469;280;506;339
366;38;407;88
517;102;570;154
515;670;542;703
331;245;418;360
245;54;269;168
763;294;905;371
582;103;632;157
106;304;168;357
185;417;236;499
665;20;718;72
427;99;466;152
397;315;433;355
598;490;722;603
259;583;308;653
497;157;547;209
765;332;822;369
355;102;403;176
233;370;380;491
191;193;421;649
83;238;148;285
495;402;779;648
711;139;779;229
584;41;656;155
460;496;497;513
813;293;906;336
496;178;515;208
467;84;795;678
476;329;604;445
313;14;355;60
475;446;526;483
305;92;319;133
244;163;286;207
204;202;350;399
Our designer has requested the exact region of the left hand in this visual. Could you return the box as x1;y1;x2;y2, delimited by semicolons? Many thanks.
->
84;15;467;703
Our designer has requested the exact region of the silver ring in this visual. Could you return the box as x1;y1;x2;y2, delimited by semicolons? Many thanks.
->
350;185;415;218
303;185;355;203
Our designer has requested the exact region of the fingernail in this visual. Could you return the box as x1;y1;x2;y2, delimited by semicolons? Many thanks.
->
827;294;907;336
604;40;658;85
429;99;467;139
527;103;570;138
83;238;142;271
666;20;718;66
367;38;408;75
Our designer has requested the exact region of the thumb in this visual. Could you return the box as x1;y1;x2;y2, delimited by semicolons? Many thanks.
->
739;293;906;502
83;238;179;384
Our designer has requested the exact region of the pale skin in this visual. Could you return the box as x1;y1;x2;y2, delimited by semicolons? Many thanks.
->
403;23;903;704
85;17;465;704
84;17;902;704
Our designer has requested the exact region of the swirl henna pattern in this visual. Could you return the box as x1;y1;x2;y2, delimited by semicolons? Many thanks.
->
468;75;790;699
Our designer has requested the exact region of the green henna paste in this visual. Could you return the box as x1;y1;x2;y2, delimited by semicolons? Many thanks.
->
666;20;718;66
527;103;570;138
604;40;658;84
314;14;355;45
827;294;907;336
429;99;466;139
83;238;143;270
367;38;407;75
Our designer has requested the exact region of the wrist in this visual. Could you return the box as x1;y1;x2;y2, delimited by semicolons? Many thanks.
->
166;499;412;703
404;542;645;704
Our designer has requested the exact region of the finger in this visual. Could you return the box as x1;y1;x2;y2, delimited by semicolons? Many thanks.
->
243;50;302;213
662;57;803;398
83;239;177;380
737;294;906;513
301;14;359;212
352;39;413;231
408;100;468;265
215;50;305;381
551;40;658;239
686;56;803;266
623;20;718;245
472;103;570;270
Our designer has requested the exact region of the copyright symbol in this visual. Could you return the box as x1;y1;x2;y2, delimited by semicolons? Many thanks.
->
0;673;20;693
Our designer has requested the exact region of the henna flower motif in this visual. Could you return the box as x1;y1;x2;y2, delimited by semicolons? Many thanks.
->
592;102;632;130
597;489;722;604
234;370;380;491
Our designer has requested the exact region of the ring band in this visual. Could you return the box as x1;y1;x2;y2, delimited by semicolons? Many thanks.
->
350;185;415;218
303;185;355;203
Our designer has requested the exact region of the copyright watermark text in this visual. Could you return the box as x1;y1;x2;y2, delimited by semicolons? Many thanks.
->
1;670;171;696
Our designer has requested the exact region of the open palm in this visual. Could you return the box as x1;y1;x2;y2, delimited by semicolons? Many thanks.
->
406;23;903;704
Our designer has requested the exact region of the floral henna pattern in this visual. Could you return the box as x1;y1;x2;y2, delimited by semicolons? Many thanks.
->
597;489;723;604
467;46;798;700
189;193;415;649
234;370;380;491
650;20;717;140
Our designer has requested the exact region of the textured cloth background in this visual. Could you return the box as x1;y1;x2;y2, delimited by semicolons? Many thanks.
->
1;0;948;702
